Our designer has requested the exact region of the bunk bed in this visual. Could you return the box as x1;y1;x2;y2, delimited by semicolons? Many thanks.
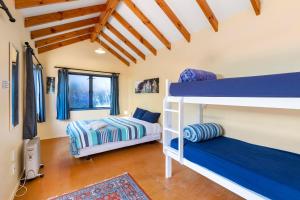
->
163;72;300;200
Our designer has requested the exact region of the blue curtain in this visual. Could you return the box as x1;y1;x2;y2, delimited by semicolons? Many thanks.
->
110;73;120;115
23;47;37;139
33;65;46;122
57;69;70;120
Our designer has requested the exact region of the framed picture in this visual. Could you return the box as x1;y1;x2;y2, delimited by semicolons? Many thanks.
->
47;77;55;94
135;78;159;94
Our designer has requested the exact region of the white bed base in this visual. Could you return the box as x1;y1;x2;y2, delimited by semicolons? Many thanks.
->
75;134;161;158
163;80;300;200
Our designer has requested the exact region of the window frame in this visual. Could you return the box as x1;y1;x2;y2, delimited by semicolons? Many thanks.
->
68;72;112;111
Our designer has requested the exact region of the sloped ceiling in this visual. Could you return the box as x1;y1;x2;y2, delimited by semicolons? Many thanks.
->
16;0;261;66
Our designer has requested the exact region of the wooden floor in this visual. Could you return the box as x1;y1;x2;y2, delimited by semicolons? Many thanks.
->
16;137;242;200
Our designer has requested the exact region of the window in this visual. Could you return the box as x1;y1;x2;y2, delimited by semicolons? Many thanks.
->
33;65;46;122
68;72;111;110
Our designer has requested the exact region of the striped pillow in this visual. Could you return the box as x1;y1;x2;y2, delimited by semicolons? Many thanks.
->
183;123;224;142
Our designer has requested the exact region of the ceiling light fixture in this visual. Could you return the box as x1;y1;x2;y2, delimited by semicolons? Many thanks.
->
95;48;106;55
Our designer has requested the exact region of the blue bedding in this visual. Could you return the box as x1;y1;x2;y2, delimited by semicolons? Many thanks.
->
170;137;300;199
67;117;146;155
170;72;300;97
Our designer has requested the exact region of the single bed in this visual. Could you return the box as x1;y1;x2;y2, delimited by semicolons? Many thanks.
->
67;117;161;158
170;137;300;200
170;72;300;97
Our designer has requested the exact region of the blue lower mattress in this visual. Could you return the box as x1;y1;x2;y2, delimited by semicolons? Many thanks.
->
170;72;300;97
170;137;300;199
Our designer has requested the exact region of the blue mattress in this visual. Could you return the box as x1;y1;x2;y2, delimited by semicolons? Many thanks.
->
170;137;300;199
170;72;300;97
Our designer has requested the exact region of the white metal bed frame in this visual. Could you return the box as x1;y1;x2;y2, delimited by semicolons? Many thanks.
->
163;80;300;200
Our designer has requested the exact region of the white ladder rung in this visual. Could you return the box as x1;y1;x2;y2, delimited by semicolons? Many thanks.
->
165;96;182;103
164;146;177;154
164;109;179;113
164;146;180;161
164;128;179;134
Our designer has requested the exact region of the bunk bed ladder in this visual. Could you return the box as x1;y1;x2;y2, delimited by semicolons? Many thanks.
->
163;80;185;178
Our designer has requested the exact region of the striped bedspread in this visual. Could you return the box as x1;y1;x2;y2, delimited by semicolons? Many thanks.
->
66;117;146;155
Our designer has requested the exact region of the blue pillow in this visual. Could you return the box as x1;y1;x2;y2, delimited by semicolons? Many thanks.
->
141;111;161;123
179;68;217;82
133;108;146;119
183;123;224;142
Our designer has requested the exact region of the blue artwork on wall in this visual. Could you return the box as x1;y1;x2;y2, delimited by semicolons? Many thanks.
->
135;78;159;94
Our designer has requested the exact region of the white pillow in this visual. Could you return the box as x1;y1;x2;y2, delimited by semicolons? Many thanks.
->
88;121;107;130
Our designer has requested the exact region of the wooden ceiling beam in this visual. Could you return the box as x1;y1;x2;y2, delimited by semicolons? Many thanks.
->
38;34;90;54
100;32;136;64
31;17;98;39
250;0;261;15
91;0;121;42
106;23;145;60
15;0;75;9
113;12;157;55
35;27;93;48
155;0;190;42
96;39;130;66
25;4;106;27
196;0;218;32
123;0;171;50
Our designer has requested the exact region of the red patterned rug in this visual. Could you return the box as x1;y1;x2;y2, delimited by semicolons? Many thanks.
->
49;173;150;200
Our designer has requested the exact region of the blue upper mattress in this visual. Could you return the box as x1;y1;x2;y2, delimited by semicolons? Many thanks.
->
171;137;300;199
170;72;300;97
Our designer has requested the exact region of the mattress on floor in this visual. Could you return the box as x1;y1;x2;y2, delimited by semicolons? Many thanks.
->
170;72;300;97
170;137;300;199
